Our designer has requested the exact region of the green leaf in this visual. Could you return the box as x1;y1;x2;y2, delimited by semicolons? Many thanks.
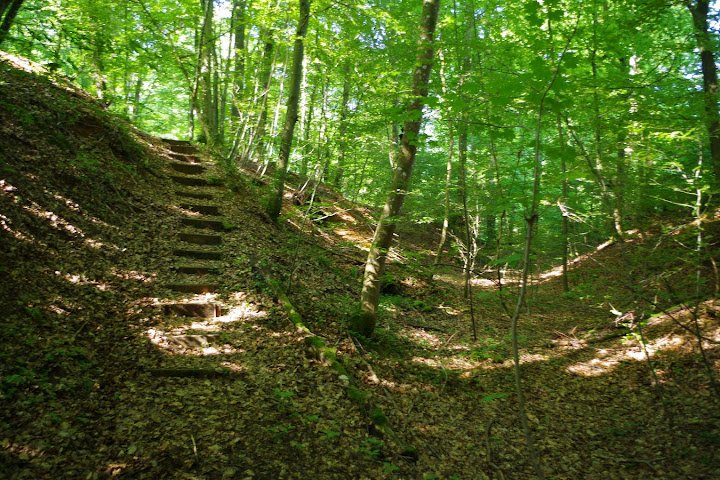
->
481;393;509;403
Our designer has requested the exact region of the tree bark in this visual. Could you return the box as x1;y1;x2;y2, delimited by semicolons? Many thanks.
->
240;30;274;164
198;0;218;146
352;0;441;337
266;0;311;221
433;49;453;270
0;0;24;47
558;115;570;293
333;67;351;189
686;0;720;185
231;0;246;120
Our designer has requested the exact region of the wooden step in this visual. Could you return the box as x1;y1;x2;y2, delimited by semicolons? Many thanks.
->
176;191;213;200
162;138;192;146
171;144;198;155
166;284;218;294
163;303;219;317
173;249;223;260
171;163;205;175
170;175;213;187
170;153;202;163
180;218;225;231
173;265;222;275
180;204;220;216
179;232;222;245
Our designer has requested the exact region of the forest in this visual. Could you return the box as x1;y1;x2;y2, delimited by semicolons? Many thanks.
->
1;0;720;478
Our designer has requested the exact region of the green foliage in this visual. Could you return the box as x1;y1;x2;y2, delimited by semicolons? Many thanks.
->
469;338;507;363
359;437;385;460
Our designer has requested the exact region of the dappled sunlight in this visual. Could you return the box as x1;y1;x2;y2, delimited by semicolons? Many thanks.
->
0;212;43;245
110;268;157;282
170;204;202;216
411;355;476;371
567;325;719;378
144;292;267;356
333;228;370;246
406;329;442;345
59;271;112;291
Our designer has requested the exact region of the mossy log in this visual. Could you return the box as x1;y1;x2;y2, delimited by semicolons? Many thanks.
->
252;259;414;457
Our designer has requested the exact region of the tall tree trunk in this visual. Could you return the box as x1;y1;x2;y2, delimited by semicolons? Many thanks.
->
267;45;291;162
558;115;570;293
333;67;351;189
351;0;441;337
318;74;330;182
686;0;720;185
0;0;24;46
266;0;311;221
91;31;109;101
231;0;246;120
241;31;275;163
132;76;143;122
198;0;218;146
433;48;453;269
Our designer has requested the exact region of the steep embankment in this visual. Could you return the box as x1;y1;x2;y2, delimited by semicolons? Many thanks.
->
2;52;720;480
0;54;392;479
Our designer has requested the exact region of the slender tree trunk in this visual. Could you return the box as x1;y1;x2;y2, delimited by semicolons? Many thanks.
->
267;45;291;162
318;74;330;182
558;115;570;293
301;81;317;176
590;6;622;237
686;0;720;185
198;0;218;146
240;30;274;163
352;0;441;337
231;0;246;120
433;49;453;269
333;67;351;189
132;76;143;122
91;31;109;101
266;0;311;221
0;0;24;46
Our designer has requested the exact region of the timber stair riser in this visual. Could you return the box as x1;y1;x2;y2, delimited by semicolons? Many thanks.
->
174;249;223;260
173;266;222;275
166;284;219;294
171;176;221;187
176;191;214;200
162;138;192;147
180;204;220;216
170;153;201;162
162;303;221;318
171;163;206;175
179;232;222;245
180;218;226;231
169;145;199;155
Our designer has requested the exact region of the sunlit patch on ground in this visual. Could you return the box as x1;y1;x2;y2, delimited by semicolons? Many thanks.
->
0;212;43;244
567;319;719;377
111;268;156;282
59;271;112;291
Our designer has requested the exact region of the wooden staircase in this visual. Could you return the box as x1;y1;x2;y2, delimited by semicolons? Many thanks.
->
161;139;227;318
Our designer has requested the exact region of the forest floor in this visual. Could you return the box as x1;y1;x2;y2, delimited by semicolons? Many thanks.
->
1;53;720;480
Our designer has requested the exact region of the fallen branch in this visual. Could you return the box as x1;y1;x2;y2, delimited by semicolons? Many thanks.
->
251;258;417;460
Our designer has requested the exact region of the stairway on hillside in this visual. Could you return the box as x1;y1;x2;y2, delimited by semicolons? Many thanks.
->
161;139;227;320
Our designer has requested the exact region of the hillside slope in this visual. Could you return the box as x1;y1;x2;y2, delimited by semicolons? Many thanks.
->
1;53;719;480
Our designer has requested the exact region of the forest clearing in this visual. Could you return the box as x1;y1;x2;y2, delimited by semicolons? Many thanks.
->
1;1;720;479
